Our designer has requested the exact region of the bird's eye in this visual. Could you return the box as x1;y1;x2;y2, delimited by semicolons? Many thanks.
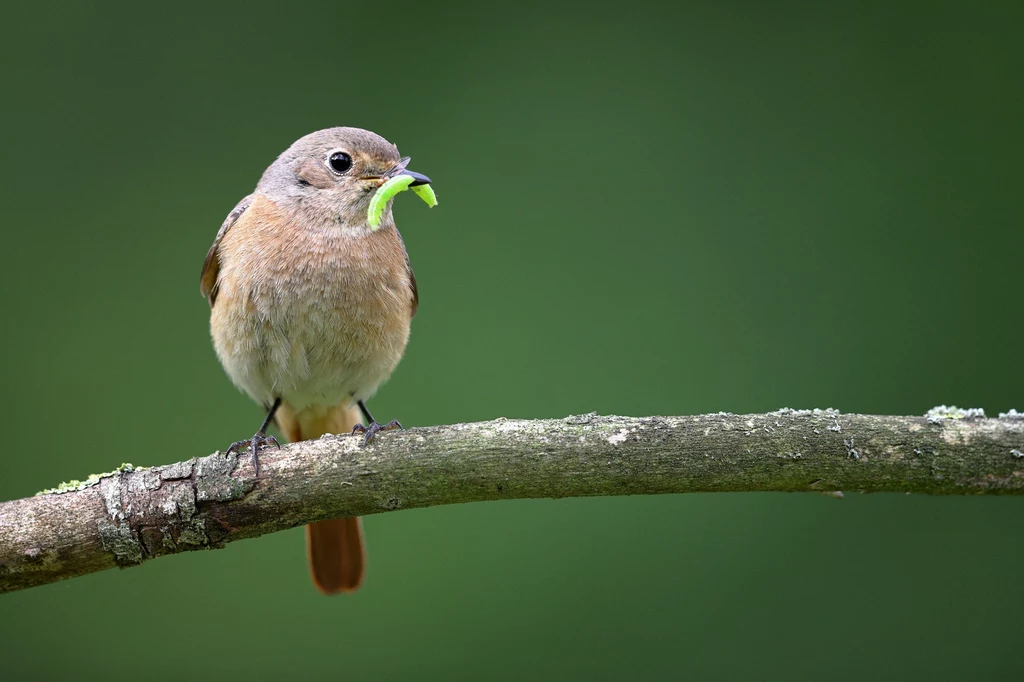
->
327;151;353;174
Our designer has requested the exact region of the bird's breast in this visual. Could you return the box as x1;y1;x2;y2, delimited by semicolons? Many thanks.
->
210;196;413;410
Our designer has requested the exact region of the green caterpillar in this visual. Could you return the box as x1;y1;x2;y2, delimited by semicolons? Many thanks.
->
368;175;438;229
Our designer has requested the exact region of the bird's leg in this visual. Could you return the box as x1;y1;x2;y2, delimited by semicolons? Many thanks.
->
352;399;403;445
352;420;403;445
225;397;282;476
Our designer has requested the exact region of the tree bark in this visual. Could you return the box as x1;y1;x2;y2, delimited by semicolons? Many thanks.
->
2;409;1022;593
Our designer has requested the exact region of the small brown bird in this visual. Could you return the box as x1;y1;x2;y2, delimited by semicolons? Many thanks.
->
200;127;428;594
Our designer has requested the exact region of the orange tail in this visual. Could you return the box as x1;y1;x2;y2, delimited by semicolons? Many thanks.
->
305;517;365;594
277;402;366;595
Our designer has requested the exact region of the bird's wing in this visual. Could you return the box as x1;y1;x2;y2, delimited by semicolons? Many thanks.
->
200;194;253;308
394;227;419;318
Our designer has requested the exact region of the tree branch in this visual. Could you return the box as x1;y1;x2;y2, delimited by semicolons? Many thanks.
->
2;409;1022;593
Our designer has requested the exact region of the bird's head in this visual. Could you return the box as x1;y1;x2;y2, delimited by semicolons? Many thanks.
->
257;127;431;233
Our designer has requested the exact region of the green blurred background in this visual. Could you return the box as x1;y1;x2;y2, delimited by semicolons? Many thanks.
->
1;1;1021;679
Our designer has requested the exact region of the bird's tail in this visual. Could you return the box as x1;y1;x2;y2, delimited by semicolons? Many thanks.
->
276;402;366;595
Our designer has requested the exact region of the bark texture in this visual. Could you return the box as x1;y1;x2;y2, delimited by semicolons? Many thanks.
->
2;409;1023;593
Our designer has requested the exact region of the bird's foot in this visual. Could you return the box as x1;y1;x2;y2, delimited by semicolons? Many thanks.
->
351;419;403;446
225;432;280;476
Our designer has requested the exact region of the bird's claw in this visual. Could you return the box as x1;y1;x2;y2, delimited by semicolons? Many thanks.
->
225;432;280;476
351;419;403;446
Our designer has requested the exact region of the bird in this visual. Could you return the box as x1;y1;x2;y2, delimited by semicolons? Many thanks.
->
199;127;429;594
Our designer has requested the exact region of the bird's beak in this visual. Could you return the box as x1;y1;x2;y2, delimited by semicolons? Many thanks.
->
375;157;432;187
399;170;432;187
